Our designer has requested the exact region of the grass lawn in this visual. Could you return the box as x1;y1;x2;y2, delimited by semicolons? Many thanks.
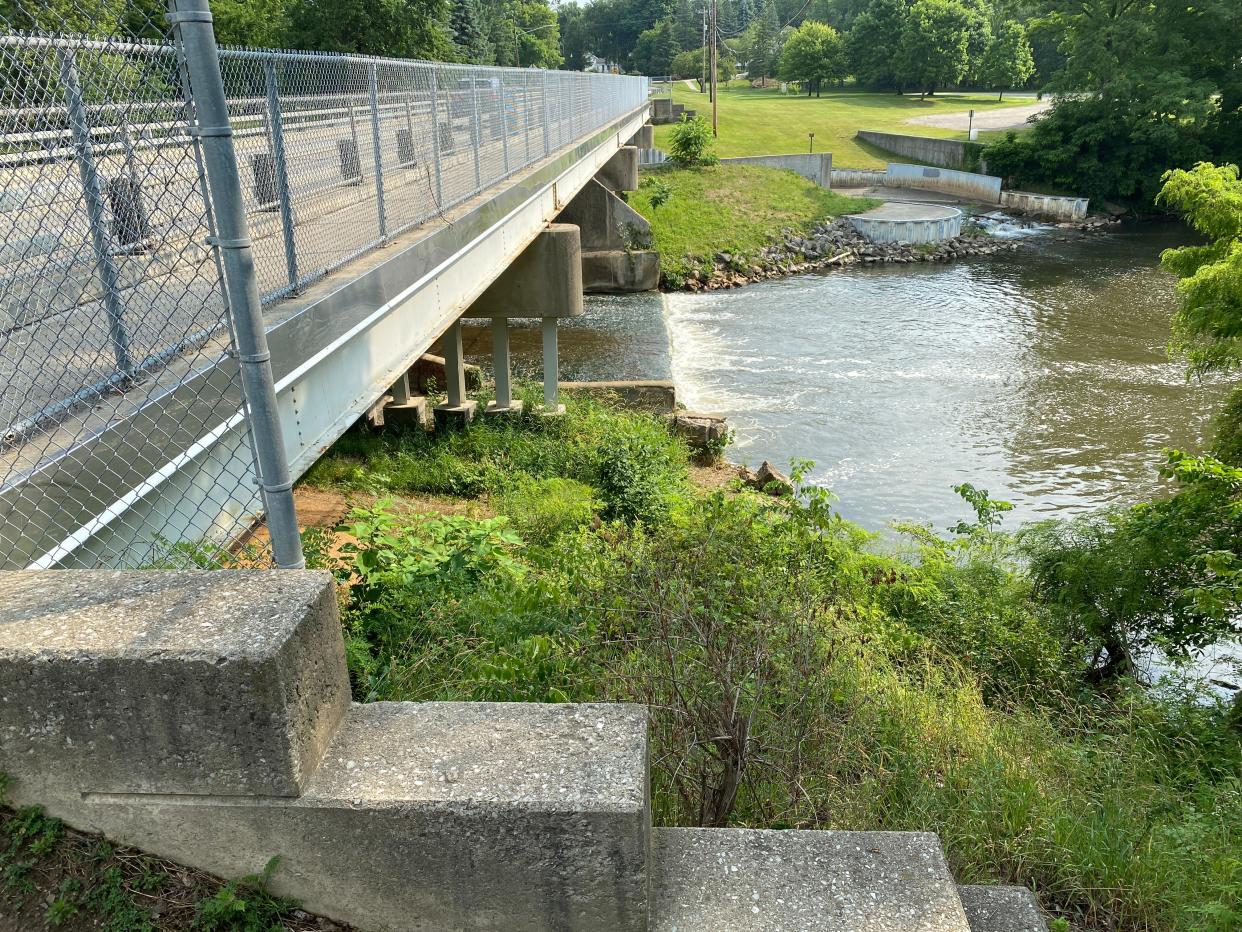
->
655;83;1037;167
628;163;876;286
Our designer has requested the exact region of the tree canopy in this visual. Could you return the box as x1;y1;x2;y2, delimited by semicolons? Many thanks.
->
779;20;846;96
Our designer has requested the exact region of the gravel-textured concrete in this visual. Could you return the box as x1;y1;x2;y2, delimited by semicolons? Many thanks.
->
651;827;972;931
958;885;1049;932
22;701;652;932
0;570;349;797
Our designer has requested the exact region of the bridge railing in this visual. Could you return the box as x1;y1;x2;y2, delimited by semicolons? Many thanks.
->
0;0;648;571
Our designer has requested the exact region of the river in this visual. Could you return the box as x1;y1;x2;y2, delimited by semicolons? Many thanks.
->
463;221;1224;533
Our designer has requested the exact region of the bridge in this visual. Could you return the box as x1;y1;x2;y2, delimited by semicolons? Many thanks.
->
0;5;654;569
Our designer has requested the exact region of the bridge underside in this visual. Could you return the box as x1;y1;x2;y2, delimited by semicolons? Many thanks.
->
1;104;650;568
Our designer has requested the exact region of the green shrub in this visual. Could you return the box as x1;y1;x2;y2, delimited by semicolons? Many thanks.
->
497;477;601;546
667;115;717;167
590;416;687;524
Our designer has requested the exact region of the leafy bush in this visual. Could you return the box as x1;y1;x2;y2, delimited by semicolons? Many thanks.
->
590;415;687;524
303;398;1242;930
497;477;600;546
667;115;717;167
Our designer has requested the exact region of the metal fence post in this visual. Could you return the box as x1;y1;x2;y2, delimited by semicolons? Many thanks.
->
429;67;443;206
168;0;304;569
498;73;510;174
470;71;482;189
522;70;530;164
541;70;550;156
264;58;299;291
56;48;134;380
368;62;387;239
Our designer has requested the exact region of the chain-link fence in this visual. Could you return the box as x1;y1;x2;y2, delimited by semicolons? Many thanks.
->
0;0;648;571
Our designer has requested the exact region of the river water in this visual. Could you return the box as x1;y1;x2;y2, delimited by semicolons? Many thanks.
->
463;221;1224;533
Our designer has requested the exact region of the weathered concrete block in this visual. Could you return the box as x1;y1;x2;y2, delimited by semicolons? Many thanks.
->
383;395;429;430
598;146;639;193
582;249;660;292
652;98;674;124
466;224;584;319
434;399;479;430
958;886;1049;932
668;411;729;453
35;702;651;932
0;571;349;798
651;828;972;931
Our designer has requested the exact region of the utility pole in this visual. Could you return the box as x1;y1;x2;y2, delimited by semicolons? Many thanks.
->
710;0;718;135
701;4;708;94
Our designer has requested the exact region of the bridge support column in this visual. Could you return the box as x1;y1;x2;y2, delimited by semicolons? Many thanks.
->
466;223;583;416
540;318;564;416
434;320;478;430
484;317;522;417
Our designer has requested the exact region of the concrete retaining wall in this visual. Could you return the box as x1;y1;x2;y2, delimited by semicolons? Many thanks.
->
831;168;887;188
717;153;833;187
886;163;1002;204
857;130;982;171
1001;190;1089;221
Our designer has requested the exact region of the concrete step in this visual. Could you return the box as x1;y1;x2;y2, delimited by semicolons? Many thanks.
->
958;885;1049;932
650;827;972;931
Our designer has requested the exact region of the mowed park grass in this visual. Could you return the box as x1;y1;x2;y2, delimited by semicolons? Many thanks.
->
653;82;1038;167
629;163;876;284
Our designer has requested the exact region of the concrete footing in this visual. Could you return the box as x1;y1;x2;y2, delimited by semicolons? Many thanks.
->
484;399;524;418
433;399;478;430
383;395;429;430
0;570;1049;932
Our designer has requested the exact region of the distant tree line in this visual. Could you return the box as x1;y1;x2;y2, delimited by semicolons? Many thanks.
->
555;0;1041;97
0;0;564;68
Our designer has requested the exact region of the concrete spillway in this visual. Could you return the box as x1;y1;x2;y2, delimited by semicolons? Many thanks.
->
846;202;964;244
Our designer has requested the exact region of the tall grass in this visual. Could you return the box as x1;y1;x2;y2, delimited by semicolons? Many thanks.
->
303;398;1242;930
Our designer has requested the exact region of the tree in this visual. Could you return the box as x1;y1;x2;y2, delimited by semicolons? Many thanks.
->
508;0;563;67
450;0;493;63
895;0;972;98
846;0;909;90
632;17;681;75
558;2;591;70
779;20;846;96
982;0;1242;207
286;0;452;60
1158;163;1242;379
671;46;736;85
979;21;1034;99
742;0;783;84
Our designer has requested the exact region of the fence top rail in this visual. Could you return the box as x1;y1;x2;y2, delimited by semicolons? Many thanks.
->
0;31;649;86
